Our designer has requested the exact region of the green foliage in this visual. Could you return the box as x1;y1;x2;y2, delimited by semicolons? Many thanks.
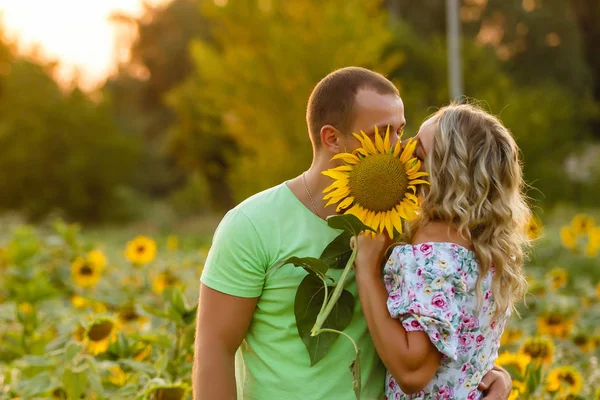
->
0;60;139;221
169;0;398;203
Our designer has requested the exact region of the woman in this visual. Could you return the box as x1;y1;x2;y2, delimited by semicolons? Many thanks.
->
353;103;530;399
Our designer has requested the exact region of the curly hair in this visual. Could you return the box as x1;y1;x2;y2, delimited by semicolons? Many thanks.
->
414;103;530;318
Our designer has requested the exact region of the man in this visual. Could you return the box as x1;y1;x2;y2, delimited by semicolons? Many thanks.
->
194;67;512;399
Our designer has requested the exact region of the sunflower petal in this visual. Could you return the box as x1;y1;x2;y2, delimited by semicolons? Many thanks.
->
323;186;350;200
405;192;419;204
384;126;392;153
375;130;385;153
385;211;395;239
323;179;349;194
408;172;429;179
372;212;381;234
360;132;378;154
406;160;421;175
392;209;404;235
331;153;360;164
336;196;355;212
408;179;430;186
321;170;349;180
400;140;417;163
393;140;402;157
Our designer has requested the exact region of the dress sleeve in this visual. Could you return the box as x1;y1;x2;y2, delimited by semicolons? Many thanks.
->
385;243;464;361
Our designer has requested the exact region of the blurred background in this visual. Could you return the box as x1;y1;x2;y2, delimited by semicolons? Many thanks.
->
0;0;598;230
1;1;600;398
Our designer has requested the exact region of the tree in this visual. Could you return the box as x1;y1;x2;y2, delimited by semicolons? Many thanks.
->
0;60;138;221
169;0;399;203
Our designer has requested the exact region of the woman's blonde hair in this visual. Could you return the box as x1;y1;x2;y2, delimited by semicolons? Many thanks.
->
415;103;530;318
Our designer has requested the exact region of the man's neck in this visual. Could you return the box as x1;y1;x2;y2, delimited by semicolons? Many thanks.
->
289;159;341;220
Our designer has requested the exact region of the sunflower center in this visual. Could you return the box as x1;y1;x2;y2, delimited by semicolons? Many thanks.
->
80;264;94;276
349;153;408;212
88;321;114;341
547;315;564;325
120;307;139;322
560;372;576;385
150;388;185;400
136;245;146;254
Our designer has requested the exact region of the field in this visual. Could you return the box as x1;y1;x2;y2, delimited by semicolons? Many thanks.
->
0;209;599;399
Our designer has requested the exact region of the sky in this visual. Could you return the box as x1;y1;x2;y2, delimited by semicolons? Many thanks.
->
0;0;168;89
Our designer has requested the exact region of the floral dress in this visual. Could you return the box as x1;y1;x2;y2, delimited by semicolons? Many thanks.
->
383;242;508;400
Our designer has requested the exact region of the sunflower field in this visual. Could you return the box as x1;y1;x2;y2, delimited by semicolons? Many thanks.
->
0;211;599;399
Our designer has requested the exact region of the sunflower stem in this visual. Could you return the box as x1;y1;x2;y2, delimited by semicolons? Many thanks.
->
311;241;357;335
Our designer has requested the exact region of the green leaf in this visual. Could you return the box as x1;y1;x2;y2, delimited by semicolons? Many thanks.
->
284;256;330;277
64;341;83;365
85;358;104;397
115;383;139;398
63;367;88;400
294;274;354;366
349;352;361;400
502;365;524;382
119;359;157;375
170;287;189;314
142;305;169;319
320;231;353;269
14;371;53;397
326;214;375;236
525;362;542;394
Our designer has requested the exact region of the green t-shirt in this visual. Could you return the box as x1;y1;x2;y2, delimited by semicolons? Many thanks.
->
201;183;385;400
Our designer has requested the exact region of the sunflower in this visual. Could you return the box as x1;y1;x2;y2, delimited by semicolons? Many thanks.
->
595;388;600;400
571;213;595;236
537;312;574;338
71;255;103;288
526;215;543;240
560;226;578;250
322;127;428;238
496;352;530;376
545;366;583;396
500;327;523;346
520;336;554;365
572;332;595;353
153;270;182;295
85;317;118;355
547;268;568;290
87;250;107;270
133;343;153;362
167;235;179;252
146;383;188;400
17;302;33;315
508;380;526;400
117;304;149;333
109;365;130;387
586;241;598;257
125;236;157;265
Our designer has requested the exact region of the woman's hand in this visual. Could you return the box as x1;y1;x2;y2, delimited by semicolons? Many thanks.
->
351;233;393;279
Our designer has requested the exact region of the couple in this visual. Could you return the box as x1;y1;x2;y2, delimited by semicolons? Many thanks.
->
193;67;527;399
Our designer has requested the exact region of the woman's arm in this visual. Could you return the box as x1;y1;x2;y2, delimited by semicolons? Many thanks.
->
353;234;441;394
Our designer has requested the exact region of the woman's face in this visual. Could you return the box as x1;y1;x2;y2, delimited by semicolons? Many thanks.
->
413;116;438;170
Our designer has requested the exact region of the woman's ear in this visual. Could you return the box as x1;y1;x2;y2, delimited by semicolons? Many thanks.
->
320;125;343;153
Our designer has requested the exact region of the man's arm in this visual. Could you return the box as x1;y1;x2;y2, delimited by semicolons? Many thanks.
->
193;284;258;400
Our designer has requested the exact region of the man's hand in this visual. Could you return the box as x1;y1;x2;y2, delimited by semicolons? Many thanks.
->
479;365;512;400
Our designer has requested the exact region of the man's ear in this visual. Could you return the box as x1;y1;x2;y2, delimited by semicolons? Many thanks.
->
320;125;343;153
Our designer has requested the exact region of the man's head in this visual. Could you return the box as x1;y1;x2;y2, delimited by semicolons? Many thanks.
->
306;67;406;155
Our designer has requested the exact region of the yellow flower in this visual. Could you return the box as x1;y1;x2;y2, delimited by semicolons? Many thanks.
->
508;381;526;400
571;213;595;236
109;365;130;387
520;336;554;365
546;268;568;290
545;365;583;396
117;304;149;333
586;241;599;257
146;384;188;400
322;126;429;238
125;236;157;265
167;235;179;252
152;270;182;295
572;332;595;353
526;215;543;240
71;256;103;288
85;318;118;355
560;226;578;250
18;302;33;315
133;343;153;362
500;327;523;346
596;282;600;299
87;250;107;270
537;312;574;338
595;388;600;400
496;352;530;375
71;295;91;309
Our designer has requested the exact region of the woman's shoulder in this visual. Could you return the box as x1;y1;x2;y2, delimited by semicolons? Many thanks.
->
412;221;473;251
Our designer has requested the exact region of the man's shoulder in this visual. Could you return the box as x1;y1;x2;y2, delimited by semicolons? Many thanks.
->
232;182;291;222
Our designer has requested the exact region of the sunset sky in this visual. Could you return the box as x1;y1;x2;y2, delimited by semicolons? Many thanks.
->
0;0;168;89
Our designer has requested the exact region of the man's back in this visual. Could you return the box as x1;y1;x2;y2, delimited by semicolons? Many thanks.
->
201;183;385;400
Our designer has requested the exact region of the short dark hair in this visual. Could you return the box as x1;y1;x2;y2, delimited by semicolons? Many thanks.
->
306;67;399;146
